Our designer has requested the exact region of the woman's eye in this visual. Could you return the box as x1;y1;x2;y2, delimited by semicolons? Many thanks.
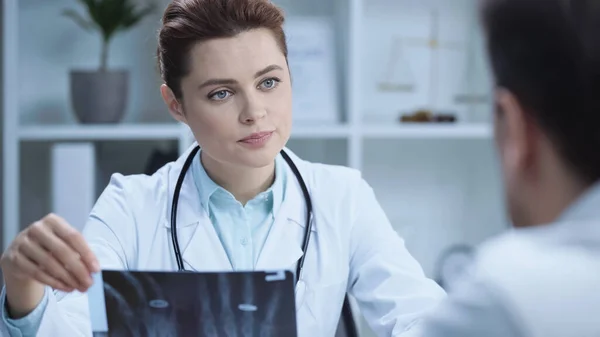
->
210;90;231;100
260;78;280;90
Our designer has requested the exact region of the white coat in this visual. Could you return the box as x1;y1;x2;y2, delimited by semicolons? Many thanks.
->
1;145;446;337
420;182;600;337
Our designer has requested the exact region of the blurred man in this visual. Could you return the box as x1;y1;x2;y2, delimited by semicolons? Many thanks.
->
421;0;600;336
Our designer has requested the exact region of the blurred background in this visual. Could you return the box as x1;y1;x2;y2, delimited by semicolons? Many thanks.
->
1;0;508;335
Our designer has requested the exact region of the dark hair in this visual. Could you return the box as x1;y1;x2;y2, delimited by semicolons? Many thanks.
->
157;0;287;99
480;0;600;184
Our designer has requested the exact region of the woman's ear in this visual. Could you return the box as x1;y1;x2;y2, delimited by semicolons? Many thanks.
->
160;84;186;124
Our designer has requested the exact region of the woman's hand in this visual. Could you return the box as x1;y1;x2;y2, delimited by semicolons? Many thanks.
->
0;213;100;317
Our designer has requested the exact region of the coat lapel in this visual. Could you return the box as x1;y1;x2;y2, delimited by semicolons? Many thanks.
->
255;154;315;274
163;217;233;272
164;144;232;272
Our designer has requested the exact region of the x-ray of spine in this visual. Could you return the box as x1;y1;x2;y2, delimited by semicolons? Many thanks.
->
97;271;297;337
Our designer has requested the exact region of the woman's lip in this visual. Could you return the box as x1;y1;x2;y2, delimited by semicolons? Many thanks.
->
239;131;274;142
238;131;273;147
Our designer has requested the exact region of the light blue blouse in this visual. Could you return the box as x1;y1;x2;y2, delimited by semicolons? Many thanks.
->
190;149;286;270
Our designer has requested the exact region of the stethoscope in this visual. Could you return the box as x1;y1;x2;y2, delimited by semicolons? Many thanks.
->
169;145;358;336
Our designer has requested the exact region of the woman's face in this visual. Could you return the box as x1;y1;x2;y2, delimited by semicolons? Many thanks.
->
163;28;292;169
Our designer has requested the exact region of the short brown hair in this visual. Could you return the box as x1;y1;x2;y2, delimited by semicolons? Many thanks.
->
157;0;287;99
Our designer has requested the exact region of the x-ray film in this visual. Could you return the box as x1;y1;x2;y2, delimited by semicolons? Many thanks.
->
88;270;297;337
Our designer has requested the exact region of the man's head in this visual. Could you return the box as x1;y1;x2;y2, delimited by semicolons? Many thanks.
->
480;0;600;226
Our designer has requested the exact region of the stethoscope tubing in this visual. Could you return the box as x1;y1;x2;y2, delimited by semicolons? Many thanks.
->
169;145;357;337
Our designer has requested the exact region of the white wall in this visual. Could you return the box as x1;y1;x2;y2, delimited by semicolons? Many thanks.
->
363;139;506;276
18;0;169;125
361;0;492;124
357;0;505;278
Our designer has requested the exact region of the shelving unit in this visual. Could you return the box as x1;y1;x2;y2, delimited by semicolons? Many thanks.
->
361;123;491;139
3;0;508;335
17;123;354;141
18;124;184;141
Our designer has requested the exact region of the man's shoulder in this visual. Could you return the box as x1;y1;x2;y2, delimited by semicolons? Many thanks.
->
474;229;549;280
468;225;600;337
474;223;600;283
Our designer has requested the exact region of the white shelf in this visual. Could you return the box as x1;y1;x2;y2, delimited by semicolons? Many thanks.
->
16;123;353;142
291;124;352;138
361;123;492;139
18;123;492;141
18;124;184;141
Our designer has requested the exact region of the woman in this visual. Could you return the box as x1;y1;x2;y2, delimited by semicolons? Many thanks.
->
0;0;445;336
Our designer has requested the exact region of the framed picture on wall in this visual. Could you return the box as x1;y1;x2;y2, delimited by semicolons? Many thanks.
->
284;17;339;124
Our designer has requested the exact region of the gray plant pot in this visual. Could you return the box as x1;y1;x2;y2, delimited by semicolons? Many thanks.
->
69;70;128;124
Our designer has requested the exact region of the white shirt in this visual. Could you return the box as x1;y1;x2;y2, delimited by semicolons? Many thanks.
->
421;182;600;337
0;145;446;337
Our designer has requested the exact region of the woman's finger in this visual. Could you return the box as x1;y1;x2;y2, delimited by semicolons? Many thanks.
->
18;236;81;290
44;214;99;273
12;252;73;292
28;219;93;290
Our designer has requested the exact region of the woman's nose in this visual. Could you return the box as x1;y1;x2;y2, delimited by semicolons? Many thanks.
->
239;95;267;124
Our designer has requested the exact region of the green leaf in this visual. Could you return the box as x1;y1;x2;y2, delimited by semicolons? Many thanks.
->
61;9;95;31
64;0;156;42
119;4;156;30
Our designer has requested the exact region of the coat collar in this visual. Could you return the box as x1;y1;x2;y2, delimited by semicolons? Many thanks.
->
163;143;314;272
558;180;600;223
509;180;600;247
189;147;285;215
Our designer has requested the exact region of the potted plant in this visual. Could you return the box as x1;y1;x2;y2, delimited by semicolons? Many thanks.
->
63;0;156;124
